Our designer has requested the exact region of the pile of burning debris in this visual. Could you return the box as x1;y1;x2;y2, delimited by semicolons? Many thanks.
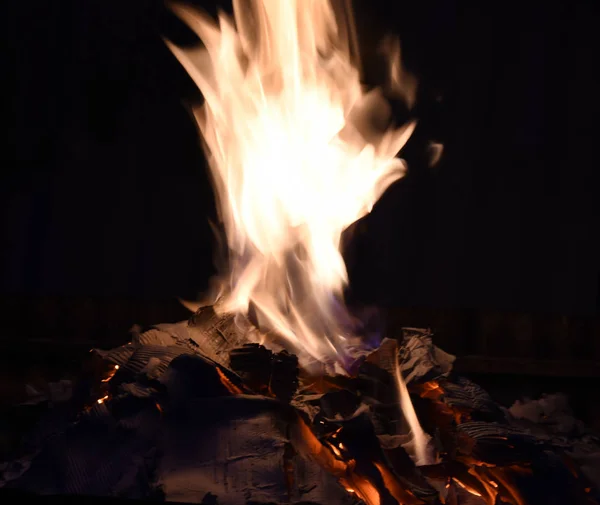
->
2;305;598;505
4;0;597;502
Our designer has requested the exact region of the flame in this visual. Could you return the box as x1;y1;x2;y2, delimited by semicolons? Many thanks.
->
453;477;483;497
373;461;425;505
394;353;432;466
166;0;416;370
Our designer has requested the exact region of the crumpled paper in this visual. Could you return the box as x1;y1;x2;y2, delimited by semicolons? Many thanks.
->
365;327;455;386
398;327;455;385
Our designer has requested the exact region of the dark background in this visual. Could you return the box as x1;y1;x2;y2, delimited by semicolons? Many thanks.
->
1;0;600;437
3;0;599;314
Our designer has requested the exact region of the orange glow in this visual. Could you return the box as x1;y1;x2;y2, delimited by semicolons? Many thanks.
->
327;442;342;458
487;468;527;505
293;414;435;505
291;416;389;505
340;470;382;505
101;365;120;382
291;415;347;477
416;380;445;400
453;477;482;497
373;461;425;505
216;368;244;394
97;395;109;404
351;479;381;505
166;0;416;371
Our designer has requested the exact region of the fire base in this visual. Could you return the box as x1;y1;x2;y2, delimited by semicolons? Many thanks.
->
1;305;598;505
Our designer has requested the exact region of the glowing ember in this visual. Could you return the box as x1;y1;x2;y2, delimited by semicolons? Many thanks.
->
101;364;120;382
453;477;483;497
166;0;416;370
216;367;244;394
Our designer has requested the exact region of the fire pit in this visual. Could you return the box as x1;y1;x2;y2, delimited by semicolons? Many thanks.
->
2;1;598;504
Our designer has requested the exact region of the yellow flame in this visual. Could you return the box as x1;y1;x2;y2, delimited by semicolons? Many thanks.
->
394;356;431;466
166;0;415;369
328;442;343;458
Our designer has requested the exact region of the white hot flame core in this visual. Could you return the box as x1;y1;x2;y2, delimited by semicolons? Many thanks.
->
167;0;416;369
394;356;432;466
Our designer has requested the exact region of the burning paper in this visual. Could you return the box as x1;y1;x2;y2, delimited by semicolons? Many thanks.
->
166;0;416;370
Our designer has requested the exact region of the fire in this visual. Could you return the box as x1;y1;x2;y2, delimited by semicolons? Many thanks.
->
166;0;416;370
215;367;244;395
101;364;120;382
453;477;483;497
394;357;432;466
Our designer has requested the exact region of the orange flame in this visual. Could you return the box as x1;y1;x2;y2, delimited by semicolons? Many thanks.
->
453;477;483;497
166;0;416;370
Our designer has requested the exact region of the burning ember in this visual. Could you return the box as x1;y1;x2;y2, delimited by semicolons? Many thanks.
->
165;0;416;370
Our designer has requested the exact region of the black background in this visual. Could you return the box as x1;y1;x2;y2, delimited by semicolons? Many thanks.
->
3;0;599;315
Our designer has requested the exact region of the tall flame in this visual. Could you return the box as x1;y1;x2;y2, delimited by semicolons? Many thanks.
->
167;0;416;369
